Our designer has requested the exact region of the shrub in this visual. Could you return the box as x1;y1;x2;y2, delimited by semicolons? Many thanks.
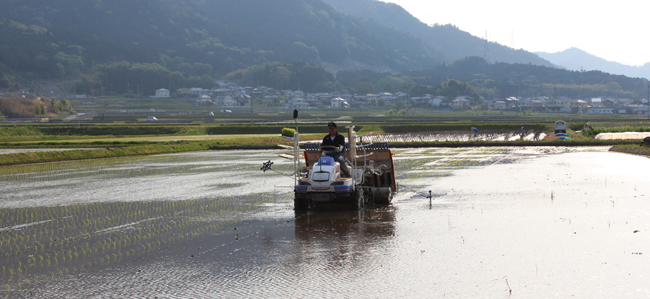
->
282;128;296;137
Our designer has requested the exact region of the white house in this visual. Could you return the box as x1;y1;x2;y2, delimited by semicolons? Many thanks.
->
331;97;349;108
379;92;398;103
429;96;444;107
587;107;614;114
590;98;602;107
215;96;236;106
452;98;471;109
190;88;210;96
289;98;310;109
154;88;170;98
196;95;212;106
494;101;507;110
366;94;380;105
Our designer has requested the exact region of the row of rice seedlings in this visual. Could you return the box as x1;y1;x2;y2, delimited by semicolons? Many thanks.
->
366;131;533;143
1;192;275;282
2;214;242;297
0;153;282;294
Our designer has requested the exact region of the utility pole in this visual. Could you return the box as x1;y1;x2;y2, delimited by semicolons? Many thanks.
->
251;95;254;123
515;85;518;117
406;84;412;117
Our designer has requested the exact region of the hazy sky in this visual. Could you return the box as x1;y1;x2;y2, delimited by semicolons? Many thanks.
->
384;0;649;66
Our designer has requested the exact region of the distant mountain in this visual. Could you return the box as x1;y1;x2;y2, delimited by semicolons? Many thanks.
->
0;0;444;83
536;48;650;80
320;0;556;67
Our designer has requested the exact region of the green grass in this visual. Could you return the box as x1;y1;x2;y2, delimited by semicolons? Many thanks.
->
611;144;650;151
0;134;313;166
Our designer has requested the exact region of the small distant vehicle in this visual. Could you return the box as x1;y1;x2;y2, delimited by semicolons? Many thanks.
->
147;116;158;121
150;109;156;112
120;109;127;114
554;120;567;134
207;112;214;116
224;110;232;113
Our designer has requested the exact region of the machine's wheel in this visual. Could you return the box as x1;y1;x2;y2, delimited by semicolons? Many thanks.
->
354;187;365;209
372;188;393;204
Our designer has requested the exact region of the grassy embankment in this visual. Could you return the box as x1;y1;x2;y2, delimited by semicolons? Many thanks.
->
0;125;316;165
0;137;300;166
1;120;641;165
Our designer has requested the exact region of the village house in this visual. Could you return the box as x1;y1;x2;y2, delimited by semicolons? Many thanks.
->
306;98;324;108
331;97;349;108
429;96;445;107
379;92;398;103
366;94;380;105
196;95;212;106
546;99;570;112
212;88;232;97
288;98;310;109
251;88;264;99
587;107;614;114
214;96;236;106
237;95;252;107
340;94;353;100
190;88;210;96
570;100;589;113
625;105;650;115
531;100;545;111
353;95;367;102
518;99;532;110
451;98;471;110
306;93;330;101
493;101;507;110
602;98;618;107
152;88;170;98
590;98;602;107
504;97;519;110
394;92;408;100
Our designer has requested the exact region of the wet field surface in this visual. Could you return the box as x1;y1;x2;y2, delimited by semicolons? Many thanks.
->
0;147;648;298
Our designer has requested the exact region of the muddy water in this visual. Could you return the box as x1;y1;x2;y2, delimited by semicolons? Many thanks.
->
1;147;649;298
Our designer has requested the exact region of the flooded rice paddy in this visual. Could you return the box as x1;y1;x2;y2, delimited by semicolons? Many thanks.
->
0;146;648;298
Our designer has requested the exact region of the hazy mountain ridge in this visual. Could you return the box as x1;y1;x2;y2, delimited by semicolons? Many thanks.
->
320;0;556;67
536;48;650;80
0;0;443;82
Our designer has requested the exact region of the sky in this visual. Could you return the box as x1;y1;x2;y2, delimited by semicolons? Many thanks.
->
384;0;650;66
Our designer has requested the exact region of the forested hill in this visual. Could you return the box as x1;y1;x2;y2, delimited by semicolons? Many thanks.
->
321;0;555;67
0;0;443;83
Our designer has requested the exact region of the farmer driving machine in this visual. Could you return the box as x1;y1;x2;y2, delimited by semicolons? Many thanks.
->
262;121;397;210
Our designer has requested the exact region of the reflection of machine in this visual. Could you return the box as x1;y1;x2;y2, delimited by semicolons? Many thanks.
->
295;126;398;210
294;207;396;242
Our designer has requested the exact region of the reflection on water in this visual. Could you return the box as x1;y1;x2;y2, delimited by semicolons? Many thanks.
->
1;146;649;298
